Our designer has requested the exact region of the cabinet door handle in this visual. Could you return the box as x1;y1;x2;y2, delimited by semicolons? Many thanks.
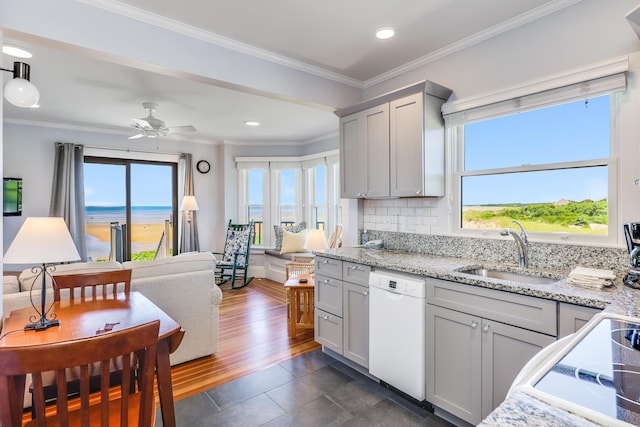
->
415;190;421;195
483;324;490;333
323;279;330;284
322;260;329;264
350;265;359;270
363;290;369;296
471;321;478;329
323;315;329;320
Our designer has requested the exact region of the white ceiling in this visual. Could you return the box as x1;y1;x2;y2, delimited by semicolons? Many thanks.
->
2;0;570;144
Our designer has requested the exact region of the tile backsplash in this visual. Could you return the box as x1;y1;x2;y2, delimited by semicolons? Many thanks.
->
363;198;442;234
362;198;629;277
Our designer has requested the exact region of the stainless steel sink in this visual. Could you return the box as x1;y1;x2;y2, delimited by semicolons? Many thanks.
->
460;268;559;285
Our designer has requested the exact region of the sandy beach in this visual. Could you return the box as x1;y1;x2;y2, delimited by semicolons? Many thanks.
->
85;222;168;244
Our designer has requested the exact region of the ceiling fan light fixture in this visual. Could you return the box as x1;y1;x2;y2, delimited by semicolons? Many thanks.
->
244;121;260;126
129;102;196;139
375;27;395;39
2;45;32;59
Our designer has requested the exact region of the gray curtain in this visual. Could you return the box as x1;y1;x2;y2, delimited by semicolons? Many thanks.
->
50;142;87;261
179;153;200;253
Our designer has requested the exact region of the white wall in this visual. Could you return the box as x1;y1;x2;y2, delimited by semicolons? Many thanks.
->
2;123;224;267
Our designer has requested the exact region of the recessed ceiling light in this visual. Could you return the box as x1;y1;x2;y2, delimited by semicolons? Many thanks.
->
2;45;32;59
375;27;395;40
244;121;260;126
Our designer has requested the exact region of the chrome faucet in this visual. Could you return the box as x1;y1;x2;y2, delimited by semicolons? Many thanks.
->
500;220;529;269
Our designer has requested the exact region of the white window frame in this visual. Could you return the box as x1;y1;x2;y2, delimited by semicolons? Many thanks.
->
445;70;626;246
236;150;339;248
237;161;270;246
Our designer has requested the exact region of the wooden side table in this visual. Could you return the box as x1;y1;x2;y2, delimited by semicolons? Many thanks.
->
284;274;315;338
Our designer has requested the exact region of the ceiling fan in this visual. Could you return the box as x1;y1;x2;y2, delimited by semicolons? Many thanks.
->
128;102;196;139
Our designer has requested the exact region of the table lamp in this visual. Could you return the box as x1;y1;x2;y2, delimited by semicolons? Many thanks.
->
305;229;328;252
180;195;200;253
3;217;80;330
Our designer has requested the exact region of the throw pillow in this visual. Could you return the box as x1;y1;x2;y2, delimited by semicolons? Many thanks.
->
280;229;309;254
273;222;306;251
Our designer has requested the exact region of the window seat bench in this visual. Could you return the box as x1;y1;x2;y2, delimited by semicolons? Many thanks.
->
264;249;313;283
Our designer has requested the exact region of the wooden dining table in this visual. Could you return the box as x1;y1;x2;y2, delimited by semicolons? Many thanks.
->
0;291;184;427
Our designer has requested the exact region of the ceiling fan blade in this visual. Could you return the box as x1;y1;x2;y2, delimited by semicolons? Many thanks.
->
133;118;153;129
167;125;196;134
128;133;145;140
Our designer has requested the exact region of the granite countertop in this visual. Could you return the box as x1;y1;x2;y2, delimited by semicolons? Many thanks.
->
316;247;640;316
315;247;640;427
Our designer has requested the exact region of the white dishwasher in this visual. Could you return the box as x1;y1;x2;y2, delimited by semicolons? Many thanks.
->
369;270;426;401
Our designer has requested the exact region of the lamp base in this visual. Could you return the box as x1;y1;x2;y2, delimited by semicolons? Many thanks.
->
24;318;60;331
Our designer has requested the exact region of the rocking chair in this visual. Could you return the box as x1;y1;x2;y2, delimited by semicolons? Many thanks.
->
214;220;254;289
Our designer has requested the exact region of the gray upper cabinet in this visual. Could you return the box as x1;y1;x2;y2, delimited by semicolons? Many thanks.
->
390;93;446;197
339;104;389;198
336;80;451;199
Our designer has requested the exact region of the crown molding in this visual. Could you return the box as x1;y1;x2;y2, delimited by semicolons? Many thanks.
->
76;0;363;89
363;0;584;88
72;0;581;92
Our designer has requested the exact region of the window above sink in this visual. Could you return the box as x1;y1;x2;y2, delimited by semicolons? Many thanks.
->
445;71;626;246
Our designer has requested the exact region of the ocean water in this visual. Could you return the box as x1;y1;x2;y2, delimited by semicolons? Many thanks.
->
85;205;172;223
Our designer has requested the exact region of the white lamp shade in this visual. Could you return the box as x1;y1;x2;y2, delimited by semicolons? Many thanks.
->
3;217;80;264
305;229;328;251
180;195;200;211
4;77;40;108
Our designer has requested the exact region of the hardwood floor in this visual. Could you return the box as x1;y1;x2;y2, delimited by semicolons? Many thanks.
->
168;278;321;402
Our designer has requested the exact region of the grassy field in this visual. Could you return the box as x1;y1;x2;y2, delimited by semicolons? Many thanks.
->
462;199;607;235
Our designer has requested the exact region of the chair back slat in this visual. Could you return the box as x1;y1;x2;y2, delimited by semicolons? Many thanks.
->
0;320;159;427
52;270;132;302
285;261;315;280
215;220;255;288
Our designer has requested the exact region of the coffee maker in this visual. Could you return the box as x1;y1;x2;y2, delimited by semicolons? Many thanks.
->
623;223;640;288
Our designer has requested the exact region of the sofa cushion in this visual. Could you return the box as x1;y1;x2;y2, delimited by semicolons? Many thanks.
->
123;252;215;280
273;222;306;252
3;275;20;294
18;261;122;291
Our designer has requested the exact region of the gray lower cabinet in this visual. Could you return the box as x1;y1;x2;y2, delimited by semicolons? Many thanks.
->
480;318;555;419
558;302;602;338
426;278;556;425
314;257;371;368
343;281;369;367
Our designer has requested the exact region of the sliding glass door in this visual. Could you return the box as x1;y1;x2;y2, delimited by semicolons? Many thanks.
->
84;157;178;261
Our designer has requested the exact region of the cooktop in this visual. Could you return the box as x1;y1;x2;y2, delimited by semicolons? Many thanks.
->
532;316;640;426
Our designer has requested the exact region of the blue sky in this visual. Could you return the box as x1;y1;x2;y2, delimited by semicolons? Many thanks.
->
462;95;610;205
84;163;173;206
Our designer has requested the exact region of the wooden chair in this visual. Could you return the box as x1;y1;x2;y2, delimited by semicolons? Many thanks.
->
285;261;315;280
0;320;159;427
214;220;254;289
52;269;132;302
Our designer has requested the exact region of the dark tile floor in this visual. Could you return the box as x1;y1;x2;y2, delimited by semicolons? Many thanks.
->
158;350;455;426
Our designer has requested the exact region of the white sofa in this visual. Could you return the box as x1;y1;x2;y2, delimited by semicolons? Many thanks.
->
2;252;222;366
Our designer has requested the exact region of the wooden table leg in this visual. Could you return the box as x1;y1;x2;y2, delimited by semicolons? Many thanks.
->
156;335;178;427
290;289;297;338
